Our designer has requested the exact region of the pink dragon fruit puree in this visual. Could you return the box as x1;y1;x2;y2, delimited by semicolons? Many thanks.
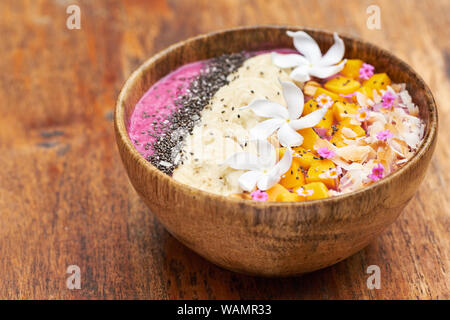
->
128;61;204;158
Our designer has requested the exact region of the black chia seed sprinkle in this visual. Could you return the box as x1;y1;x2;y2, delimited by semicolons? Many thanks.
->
146;52;247;174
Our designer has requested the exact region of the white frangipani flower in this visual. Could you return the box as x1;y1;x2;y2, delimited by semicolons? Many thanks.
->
272;31;347;82
225;140;293;192
242;80;329;147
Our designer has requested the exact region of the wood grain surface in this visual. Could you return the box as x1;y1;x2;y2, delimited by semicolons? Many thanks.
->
0;0;448;299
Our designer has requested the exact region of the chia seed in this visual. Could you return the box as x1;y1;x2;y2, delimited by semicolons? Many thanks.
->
146;52;246;174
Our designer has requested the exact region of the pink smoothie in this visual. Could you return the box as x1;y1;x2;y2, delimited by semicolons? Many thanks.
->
128;61;204;158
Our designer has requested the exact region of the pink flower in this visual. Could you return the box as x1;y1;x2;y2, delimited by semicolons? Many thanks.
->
382;91;396;109
339;92;356;100
316;94;333;109
376;129;393;141
368;163;384;181
317;147;335;159
359;63;375;80
250;189;268;201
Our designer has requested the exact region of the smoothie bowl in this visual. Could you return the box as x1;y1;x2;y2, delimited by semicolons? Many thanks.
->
114;26;437;276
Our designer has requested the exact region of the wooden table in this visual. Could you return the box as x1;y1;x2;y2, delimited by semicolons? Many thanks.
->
0;0;448;300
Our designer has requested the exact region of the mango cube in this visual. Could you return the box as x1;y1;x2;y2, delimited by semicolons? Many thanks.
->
357;85;375;98
279;160;305;189
278;147;318;170
313;87;344;102
363;73;391;93
332;101;358;122
266;184;290;201
329;125;347;147
330;120;365;145
340;118;366;137
306;159;338;189
319;108;335;131
324;76;361;95
277;191;303;202
302;99;319;116
302;99;334;131
329;135;346;148
294;182;329;200
341;59;364;79
297;128;320;151
292;147;319;169
266;184;302;202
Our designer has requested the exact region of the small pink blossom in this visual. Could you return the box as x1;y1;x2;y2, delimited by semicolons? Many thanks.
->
368;163;384;181
339;92;356;98
376;129;393;141
316;94;333;109
251;189;268;201
382;91;396;109
359;63;375;80
317;147;335;159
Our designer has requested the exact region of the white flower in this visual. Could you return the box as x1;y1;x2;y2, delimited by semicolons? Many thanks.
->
242;80;329;147
225;140;293;191
272;31;347;82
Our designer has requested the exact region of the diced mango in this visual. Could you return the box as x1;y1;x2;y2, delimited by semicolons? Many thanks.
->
356;85;375;98
266;184;302;202
301;99;334;130
341;59;364;79
324;76;361;95
332;101;358;122
319;108;334;131
230;193;253;200
313;87;344;102
294;182;329;200
279;160;305;189
340;118;366;137
292;147;319;169
330;120;365;144
329;135;346;148
330;124;347;147
277;191;303;202
278;146;318;170
266;184;291;201
363;73;391;93
302;99;319;116
306;159;338;189
297;128;320;151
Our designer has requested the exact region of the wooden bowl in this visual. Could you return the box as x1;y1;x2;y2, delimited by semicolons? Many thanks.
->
114;26;438;276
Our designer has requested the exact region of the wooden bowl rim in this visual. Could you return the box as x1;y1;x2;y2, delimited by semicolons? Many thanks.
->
115;25;438;208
